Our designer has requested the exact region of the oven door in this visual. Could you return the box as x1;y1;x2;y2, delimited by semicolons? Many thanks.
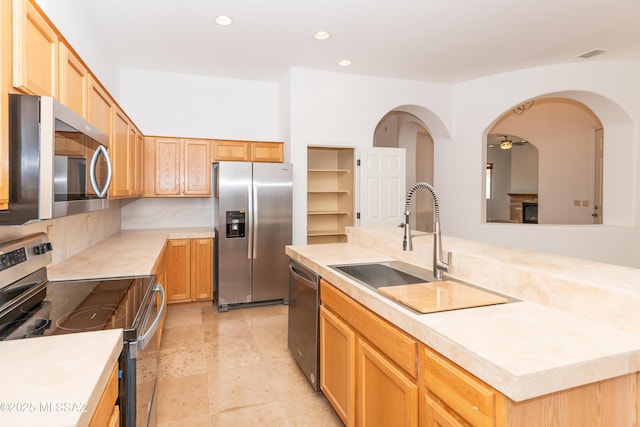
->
122;283;165;427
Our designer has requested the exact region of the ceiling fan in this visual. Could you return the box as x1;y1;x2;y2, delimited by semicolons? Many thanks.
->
487;134;529;150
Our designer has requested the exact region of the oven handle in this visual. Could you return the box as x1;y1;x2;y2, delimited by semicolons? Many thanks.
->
134;283;165;355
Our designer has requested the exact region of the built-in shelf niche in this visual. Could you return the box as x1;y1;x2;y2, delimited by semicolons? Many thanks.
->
307;147;355;244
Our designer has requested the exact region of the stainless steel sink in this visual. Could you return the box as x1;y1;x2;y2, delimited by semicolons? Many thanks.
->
329;261;437;289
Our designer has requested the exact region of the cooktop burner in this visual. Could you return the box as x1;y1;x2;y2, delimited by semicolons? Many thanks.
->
56;304;127;331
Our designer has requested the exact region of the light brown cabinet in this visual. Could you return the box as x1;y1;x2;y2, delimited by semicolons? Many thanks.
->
87;75;112;138
307;146;355;244
212;139;283;163
12;0;57;97
110;107;144;199
166;238;214;303
58;41;87;118
0;1;9;211
319;305;355;426
320;279;418;426
88;362;119;427
420;345;500;427
110;107;131;198
144;137;211;197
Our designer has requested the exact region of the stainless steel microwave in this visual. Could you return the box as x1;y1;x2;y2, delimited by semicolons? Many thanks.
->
0;94;112;225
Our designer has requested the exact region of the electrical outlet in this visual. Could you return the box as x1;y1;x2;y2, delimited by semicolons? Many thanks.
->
574;200;580;206
164;208;169;217
47;225;55;243
86;215;92;231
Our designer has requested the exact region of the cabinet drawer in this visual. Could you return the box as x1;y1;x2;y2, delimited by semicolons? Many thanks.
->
321;280;418;378
421;345;495;427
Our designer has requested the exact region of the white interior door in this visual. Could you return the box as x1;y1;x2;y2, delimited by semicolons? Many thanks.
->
359;147;406;227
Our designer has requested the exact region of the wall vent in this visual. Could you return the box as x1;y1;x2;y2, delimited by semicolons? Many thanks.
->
576;48;608;59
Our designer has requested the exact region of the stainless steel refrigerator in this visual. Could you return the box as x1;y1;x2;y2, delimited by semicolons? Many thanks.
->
213;161;293;311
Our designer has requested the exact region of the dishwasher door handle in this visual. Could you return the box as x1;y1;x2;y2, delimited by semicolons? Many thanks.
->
289;264;318;290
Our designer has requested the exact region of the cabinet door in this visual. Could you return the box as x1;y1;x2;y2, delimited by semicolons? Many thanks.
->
155;138;181;195
58;42;87;118
320;305;356;426
0;0;8;210
110;108;131;198
190;238;213;301
87;75;112;137
183;139;211;195
142;137;157;197
12;0;57;97
212;140;250;161
251;142;283;163
129;126;144;197
357;338;418;427
166;239;191;303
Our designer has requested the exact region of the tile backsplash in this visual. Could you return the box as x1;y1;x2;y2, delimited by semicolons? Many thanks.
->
120;198;212;230
0;201;122;265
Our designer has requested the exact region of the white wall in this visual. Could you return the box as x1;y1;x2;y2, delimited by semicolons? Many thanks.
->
450;61;639;266
286;68;453;245
117;68;281;228
118;68;279;139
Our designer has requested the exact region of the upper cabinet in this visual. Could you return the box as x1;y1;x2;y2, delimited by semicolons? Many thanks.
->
144;136;211;197
87;75;112;138
110;107;144;199
212;139;283;163
12;0;57;97
58;41;87;118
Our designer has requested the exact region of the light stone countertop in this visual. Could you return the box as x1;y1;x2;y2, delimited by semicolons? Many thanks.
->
0;329;122;427
286;227;640;402
47;227;214;281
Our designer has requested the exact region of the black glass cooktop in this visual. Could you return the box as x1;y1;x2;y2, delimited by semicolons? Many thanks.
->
0;269;155;342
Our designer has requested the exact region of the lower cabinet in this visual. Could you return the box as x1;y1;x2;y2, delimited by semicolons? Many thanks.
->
320;279;419;427
166;238;214;303
89;362;119;427
320;277;640;427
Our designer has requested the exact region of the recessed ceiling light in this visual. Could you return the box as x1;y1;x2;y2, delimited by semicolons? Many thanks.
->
314;31;331;40
338;59;352;67
214;15;233;26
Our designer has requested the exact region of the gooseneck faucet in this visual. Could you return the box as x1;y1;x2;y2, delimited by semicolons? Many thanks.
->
402;182;450;280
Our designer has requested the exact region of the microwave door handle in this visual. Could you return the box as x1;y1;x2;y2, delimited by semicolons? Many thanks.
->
134;284;166;354
89;145;112;198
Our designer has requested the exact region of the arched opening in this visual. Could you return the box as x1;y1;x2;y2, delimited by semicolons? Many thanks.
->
374;111;434;231
485;98;603;225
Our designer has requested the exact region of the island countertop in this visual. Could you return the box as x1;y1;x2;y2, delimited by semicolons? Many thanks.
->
0;329;122;427
286;227;640;402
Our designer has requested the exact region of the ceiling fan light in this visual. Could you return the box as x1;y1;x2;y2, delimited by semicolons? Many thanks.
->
500;140;513;150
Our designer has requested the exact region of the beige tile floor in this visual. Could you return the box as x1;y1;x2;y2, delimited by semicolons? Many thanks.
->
156;301;344;427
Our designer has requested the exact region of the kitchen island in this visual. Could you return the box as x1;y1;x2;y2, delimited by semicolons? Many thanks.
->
286;226;640;425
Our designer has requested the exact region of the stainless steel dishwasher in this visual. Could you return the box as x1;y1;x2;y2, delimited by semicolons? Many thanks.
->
287;258;320;391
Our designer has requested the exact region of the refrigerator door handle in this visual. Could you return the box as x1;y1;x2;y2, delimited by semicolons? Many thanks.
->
253;183;258;259
247;184;253;259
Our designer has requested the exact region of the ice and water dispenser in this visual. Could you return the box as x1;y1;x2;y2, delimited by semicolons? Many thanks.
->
226;211;246;238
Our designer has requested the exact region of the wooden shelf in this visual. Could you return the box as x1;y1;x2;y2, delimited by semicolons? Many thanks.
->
308;190;351;194
308;211;351;215
307;230;348;237
307;146;355;245
308;169;351;173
